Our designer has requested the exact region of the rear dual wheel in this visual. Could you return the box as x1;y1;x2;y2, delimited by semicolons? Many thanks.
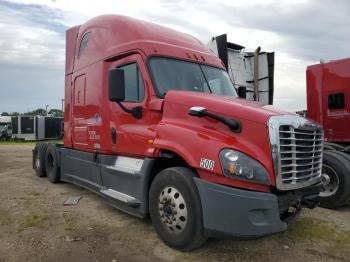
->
33;143;60;183
149;167;207;251
33;143;48;177
45;144;60;183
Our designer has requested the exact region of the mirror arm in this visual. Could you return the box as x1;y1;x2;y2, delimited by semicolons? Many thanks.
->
188;107;241;133
116;102;142;119
204;111;241;133
117;101;132;114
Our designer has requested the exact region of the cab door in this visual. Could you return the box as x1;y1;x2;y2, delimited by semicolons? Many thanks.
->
72;74;88;148
108;54;152;156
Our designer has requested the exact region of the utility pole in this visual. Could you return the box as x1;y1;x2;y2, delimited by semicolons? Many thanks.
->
61;99;64;114
46;105;49;116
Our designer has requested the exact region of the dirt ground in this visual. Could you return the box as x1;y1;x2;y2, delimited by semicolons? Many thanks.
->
0;144;349;262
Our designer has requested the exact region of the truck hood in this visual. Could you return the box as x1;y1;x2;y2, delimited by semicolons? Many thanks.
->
157;90;290;188
163;90;293;124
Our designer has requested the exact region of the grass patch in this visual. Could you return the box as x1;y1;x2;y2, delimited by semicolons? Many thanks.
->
18;214;48;231
28;192;41;197
62;212;78;231
88;220;107;231
0;140;37;146
282;217;350;244
0;139;63;146
0;217;10;226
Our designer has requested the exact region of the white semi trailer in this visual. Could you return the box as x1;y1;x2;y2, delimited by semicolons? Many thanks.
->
207;34;275;105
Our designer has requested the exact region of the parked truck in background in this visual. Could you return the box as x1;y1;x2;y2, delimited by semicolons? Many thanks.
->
33;15;323;250
306;58;350;209
0;116;12;140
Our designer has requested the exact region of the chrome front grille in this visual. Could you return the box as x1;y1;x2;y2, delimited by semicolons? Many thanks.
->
279;126;323;184
268;115;323;190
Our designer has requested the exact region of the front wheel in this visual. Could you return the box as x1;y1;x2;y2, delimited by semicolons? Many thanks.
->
149;167;207;251
318;151;350;209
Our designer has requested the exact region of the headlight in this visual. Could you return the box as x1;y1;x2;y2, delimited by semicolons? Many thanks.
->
219;149;271;185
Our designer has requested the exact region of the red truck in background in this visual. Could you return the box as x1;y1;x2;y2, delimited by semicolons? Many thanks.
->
33;15;323;251
306;58;350;209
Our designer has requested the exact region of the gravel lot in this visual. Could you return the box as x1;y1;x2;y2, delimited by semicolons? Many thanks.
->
0;144;349;262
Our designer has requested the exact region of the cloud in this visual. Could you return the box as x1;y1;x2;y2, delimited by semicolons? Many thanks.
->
0;1;68;112
0;0;349;113
0;1;68;66
0;23;65;66
0;1;65;30
208;0;350;62
0;62;64;113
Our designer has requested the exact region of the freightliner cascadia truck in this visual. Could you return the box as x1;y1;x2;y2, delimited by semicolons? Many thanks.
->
306;58;350;209
33;15;323;251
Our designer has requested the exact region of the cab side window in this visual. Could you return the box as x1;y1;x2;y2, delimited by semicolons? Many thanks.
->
119;63;145;102
328;93;345;109
78;32;91;58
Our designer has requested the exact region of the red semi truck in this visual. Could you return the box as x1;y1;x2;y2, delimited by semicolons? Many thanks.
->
33;15;323;250
306;58;350;209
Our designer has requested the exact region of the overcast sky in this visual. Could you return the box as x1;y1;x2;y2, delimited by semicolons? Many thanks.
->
0;0;349;113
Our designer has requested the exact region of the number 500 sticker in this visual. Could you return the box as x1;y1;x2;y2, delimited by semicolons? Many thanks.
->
200;158;215;170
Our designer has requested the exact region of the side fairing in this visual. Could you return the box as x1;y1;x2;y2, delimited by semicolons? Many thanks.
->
64;74;72;147
306;64;324;125
65;62;107;152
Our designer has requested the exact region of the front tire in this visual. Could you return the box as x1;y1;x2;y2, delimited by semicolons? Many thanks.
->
149;167;207;251
319;151;350;209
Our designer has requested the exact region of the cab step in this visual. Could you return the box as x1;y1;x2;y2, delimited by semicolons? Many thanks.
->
100;188;141;207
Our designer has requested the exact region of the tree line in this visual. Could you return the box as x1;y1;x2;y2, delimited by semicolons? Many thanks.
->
1;108;63;117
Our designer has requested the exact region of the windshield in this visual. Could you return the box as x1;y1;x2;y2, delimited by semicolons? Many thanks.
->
149;57;237;97
0;123;8;129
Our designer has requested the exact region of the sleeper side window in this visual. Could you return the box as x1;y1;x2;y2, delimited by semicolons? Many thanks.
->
119;63;145;102
79;32;91;58
328;93;345;110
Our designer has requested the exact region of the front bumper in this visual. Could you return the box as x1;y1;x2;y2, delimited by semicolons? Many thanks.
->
194;178;320;238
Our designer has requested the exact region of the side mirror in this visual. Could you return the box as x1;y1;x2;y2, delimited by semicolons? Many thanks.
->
108;68;125;102
237;86;247;99
108;68;142;119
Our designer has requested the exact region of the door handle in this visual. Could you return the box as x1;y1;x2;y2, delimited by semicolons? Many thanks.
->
111;128;117;144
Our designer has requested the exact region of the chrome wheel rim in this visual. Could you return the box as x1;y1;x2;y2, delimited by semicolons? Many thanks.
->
158;186;187;234
319;164;339;197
